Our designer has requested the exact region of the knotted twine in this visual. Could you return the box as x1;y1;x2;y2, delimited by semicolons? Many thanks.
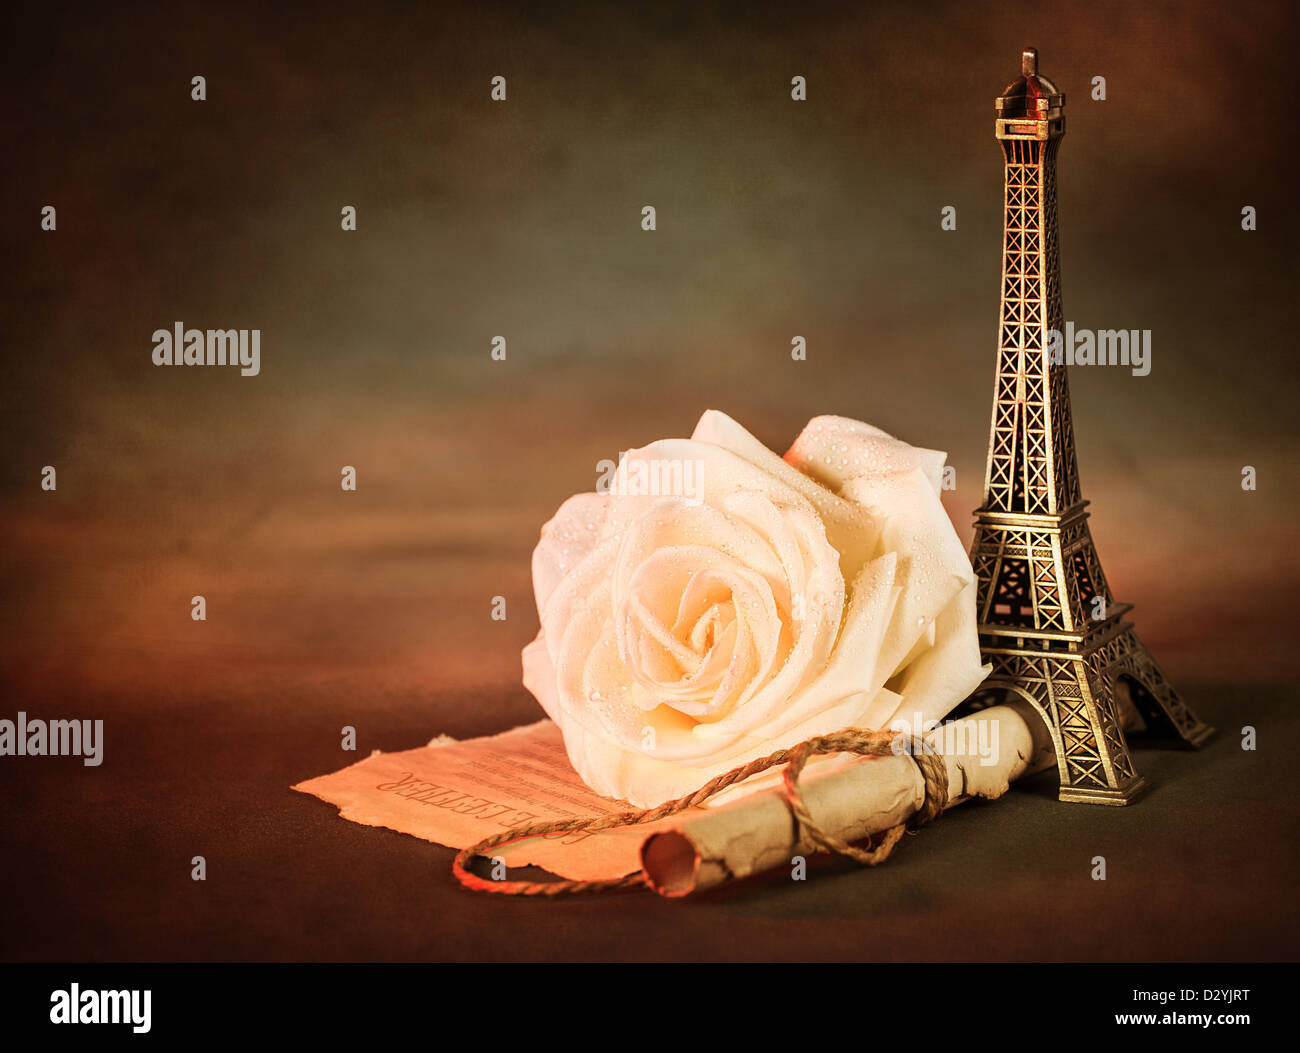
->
452;726;949;896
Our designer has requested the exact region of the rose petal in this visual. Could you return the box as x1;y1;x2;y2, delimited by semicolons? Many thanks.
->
784;414;947;496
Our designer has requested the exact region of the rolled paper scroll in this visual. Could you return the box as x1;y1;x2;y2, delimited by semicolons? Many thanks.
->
639;699;1058;896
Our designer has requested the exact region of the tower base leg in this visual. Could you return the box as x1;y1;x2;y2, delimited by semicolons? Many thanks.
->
977;624;1212;806
1110;628;1215;748
1058;776;1149;806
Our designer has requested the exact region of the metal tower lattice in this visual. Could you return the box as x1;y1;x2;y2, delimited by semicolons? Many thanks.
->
968;48;1213;804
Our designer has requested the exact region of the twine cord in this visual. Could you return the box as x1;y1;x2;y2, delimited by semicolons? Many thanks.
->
451;726;949;896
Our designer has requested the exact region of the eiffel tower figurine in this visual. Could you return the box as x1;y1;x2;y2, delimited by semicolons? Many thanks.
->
968;48;1213;805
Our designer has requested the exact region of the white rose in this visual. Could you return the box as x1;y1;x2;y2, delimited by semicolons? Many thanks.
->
522;410;988;808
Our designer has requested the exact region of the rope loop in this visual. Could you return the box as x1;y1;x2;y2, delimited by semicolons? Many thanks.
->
452;725;949;896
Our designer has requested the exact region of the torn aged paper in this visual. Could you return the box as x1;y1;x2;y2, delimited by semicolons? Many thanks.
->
293;720;701;881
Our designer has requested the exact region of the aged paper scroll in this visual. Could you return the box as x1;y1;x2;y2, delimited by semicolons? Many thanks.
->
640;700;1056;895
295;700;1057;893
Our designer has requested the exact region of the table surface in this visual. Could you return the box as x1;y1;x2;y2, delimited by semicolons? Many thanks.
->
2;677;1295;963
2;0;1298;966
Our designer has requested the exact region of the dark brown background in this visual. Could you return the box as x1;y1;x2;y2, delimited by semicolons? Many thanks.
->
1;0;1297;960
